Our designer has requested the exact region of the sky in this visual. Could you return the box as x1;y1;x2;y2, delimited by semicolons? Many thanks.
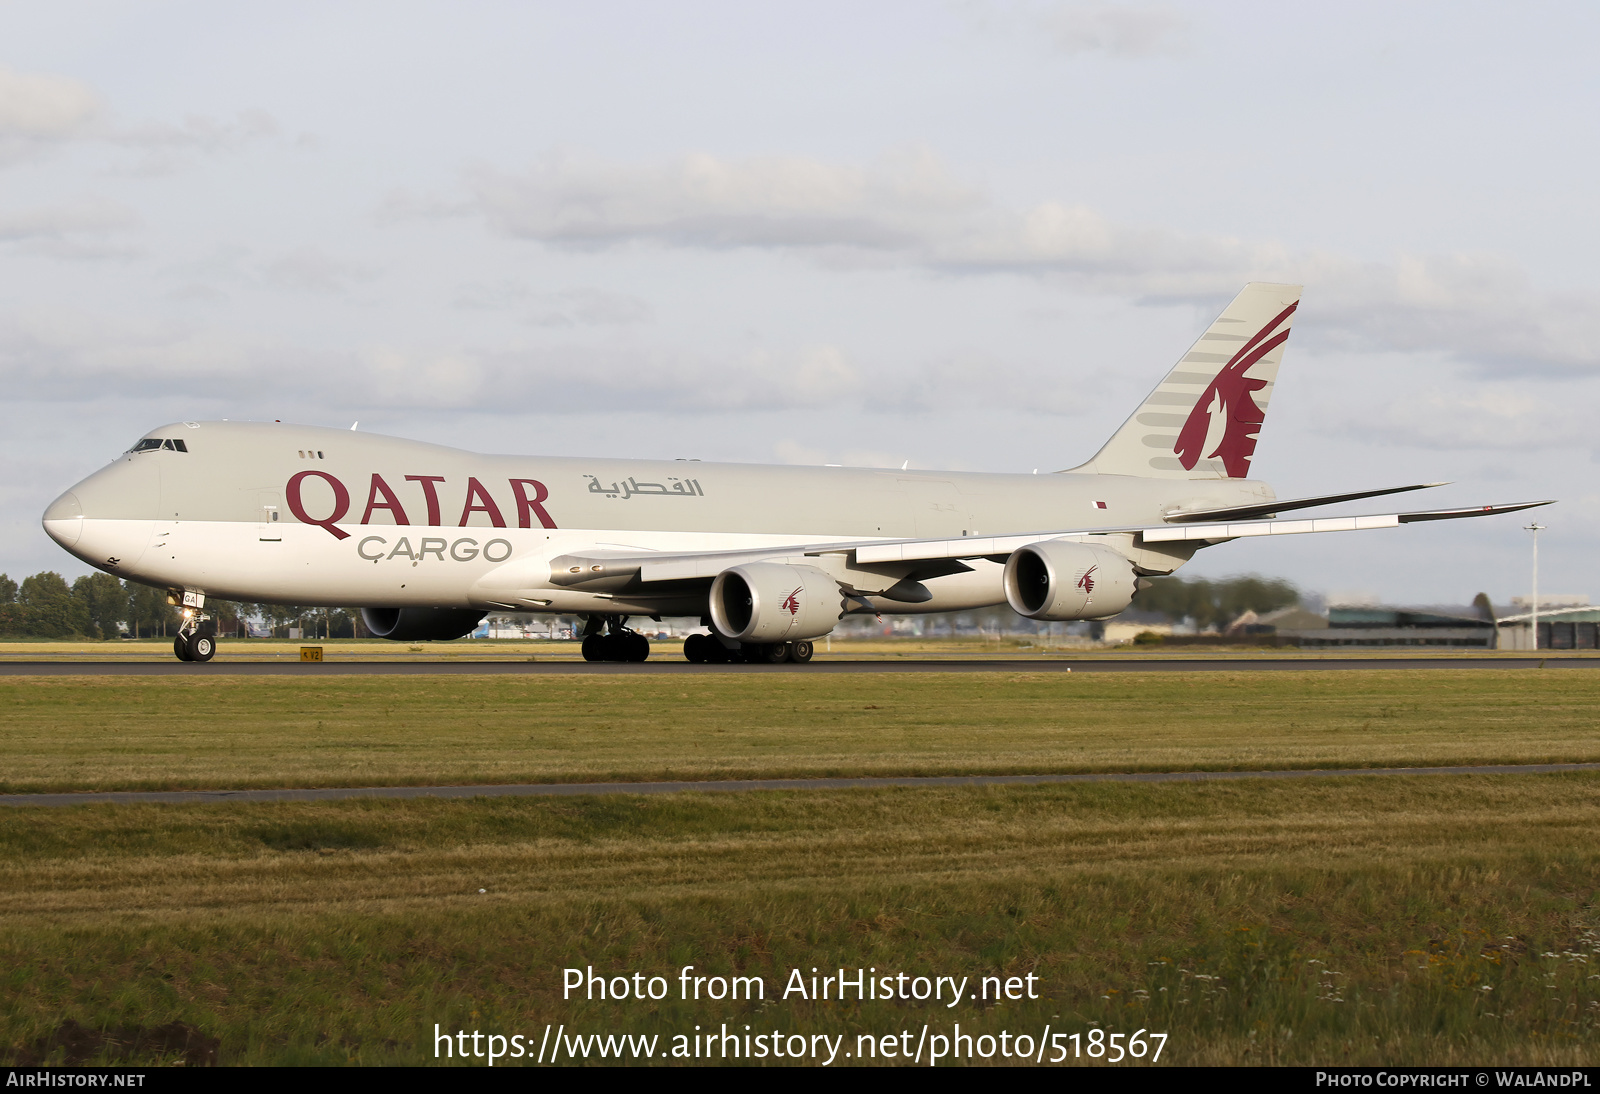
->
1;1;1596;607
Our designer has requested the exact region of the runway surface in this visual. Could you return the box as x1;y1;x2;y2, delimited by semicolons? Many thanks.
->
5;762;1597;808
0;656;1593;676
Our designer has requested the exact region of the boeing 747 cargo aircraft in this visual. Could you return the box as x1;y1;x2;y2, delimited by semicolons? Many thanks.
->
41;283;1550;662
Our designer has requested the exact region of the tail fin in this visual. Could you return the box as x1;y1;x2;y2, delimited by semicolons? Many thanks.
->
1074;282;1302;479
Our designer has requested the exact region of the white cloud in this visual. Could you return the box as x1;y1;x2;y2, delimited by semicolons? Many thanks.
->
1289;253;1600;374
105;109;281;175
459;147;981;253
452;282;651;327
1037;3;1190;57
0;311;267;414
771;438;903;468
0;65;277;172
0;302;1054;418
0;64;100;164
110;108;279;153
258;247;375;295
959;2;1191;59
445;149;1600;375
0;199;139;247
1316;372;1600;455
317;339;865;414
158;245;375;300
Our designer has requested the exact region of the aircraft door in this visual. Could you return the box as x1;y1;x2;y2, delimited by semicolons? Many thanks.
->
257;492;283;543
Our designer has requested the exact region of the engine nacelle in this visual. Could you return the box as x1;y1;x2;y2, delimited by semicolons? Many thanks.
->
709;562;844;643
1003;540;1138;621
360;607;486;641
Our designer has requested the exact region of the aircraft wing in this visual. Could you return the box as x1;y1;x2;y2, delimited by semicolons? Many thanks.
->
850;500;1551;564
547;499;1553;587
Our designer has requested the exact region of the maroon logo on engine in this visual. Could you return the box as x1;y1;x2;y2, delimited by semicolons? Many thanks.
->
1173;302;1297;478
1076;566;1097;595
781;588;802;615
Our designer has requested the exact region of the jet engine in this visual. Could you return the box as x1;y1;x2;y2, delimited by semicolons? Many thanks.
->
709;562;845;643
360;607;486;641
1003;540;1138;621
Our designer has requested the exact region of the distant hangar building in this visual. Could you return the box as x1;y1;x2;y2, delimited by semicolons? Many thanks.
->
1265;595;1596;650
1274;606;1496;649
1493;596;1599;651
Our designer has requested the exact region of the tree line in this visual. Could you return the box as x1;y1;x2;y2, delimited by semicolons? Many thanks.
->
1133;573;1300;630
0;572;362;639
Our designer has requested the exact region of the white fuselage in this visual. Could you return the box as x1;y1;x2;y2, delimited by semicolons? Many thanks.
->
43;420;1269;617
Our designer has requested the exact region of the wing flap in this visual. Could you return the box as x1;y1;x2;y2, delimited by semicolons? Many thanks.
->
1142;513;1400;542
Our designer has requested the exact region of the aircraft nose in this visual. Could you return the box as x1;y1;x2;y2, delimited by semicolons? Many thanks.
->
42;490;83;548
42;455;160;569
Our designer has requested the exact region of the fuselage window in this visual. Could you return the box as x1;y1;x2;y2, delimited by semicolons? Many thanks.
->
317;451;324;459
298;450;305;458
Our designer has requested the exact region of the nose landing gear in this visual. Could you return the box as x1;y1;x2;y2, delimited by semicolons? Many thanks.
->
579;615;650;662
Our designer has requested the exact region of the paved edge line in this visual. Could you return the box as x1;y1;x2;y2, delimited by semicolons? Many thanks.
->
5;762;1599;807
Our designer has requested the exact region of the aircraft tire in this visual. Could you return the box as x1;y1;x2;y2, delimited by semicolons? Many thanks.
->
627;633;650;662
190;635;216;662
683;634;709;663
173;636;193;662
759;643;790;664
788;641;814;663
581;634;606;662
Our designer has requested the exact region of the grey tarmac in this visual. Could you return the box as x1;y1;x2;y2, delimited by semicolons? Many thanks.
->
0;656;1595;675
4;763;1598;808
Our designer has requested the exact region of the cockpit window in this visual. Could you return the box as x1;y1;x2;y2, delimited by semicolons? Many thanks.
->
131;438;188;453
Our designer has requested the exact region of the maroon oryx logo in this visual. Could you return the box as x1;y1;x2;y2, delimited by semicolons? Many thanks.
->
1174;302;1297;478
1076;566;1097;595
781;588;802;615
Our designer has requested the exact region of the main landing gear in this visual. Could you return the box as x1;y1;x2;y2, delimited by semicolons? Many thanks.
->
682;633;814;664
580;615;651;662
172;615;217;662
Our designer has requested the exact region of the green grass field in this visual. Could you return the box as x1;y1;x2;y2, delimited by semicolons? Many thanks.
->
2;670;1597;1066
0;670;1595;792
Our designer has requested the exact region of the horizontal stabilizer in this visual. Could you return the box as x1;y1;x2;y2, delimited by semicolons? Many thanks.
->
1164;482;1449;524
